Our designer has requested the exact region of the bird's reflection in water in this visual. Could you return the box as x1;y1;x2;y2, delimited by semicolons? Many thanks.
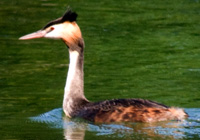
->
62;115;187;140
63;116;86;140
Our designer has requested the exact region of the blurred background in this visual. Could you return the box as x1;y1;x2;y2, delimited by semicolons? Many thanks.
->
0;0;200;139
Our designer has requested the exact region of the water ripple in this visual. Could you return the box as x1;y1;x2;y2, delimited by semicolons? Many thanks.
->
29;108;200;139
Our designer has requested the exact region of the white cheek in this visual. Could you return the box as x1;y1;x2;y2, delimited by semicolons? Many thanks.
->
44;24;65;39
44;31;61;39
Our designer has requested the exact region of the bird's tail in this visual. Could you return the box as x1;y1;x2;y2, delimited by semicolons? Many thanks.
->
168;107;188;121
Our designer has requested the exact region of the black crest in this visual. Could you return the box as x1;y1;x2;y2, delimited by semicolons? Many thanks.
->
62;9;77;22
43;9;78;29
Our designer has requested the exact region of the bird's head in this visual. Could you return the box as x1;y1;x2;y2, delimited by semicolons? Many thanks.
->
19;9;83;48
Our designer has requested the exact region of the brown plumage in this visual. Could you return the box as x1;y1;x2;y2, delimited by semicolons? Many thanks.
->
72;99;188;123
19;9;188;123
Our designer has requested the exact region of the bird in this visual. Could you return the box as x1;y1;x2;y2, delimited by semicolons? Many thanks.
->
19;9;188;123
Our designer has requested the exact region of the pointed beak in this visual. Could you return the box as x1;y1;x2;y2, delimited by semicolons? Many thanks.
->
19;30;47;40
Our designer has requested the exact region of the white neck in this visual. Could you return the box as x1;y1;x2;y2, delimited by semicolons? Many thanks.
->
63;49;88;117
65;51;82;92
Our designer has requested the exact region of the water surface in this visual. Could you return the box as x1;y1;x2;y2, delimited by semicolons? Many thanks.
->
0;0;200;139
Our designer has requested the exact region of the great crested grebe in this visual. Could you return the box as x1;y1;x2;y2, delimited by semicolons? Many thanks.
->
19;9;188;123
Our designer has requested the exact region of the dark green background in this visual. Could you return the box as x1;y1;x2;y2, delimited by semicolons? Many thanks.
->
0;0;200;139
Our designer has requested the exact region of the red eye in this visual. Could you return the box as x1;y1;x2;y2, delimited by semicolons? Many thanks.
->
50;27;54;30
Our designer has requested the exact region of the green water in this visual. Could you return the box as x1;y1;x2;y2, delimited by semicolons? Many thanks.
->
0;0;200;139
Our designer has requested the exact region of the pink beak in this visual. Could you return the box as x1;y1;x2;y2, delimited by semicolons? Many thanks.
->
19;30;47;40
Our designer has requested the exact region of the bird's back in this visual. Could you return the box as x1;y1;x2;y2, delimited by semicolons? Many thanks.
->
73;98;187;123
